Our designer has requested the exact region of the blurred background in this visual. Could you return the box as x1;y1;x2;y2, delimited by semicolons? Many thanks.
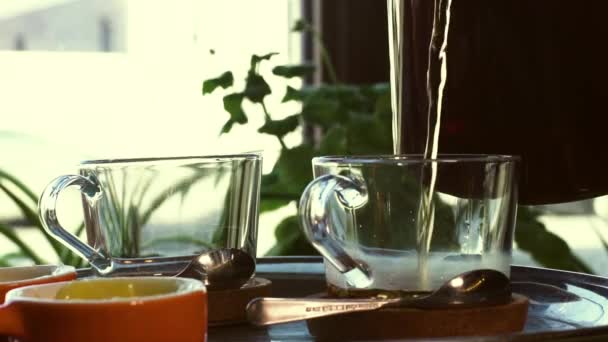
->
0;0;303;260
1;0;607;275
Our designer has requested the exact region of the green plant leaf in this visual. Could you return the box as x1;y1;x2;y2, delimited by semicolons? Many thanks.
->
59;222;86;266
273;145;315;195
223;93;247;124
141;236;214;250
515;207;593;274
346;112;392;154
300;85;376;129
291;19;307;32
0;169;38;204
259;147;314;202
262;172;280;187
0;223;44;264
0;182;64;259
260;198;293;213
256;52;279;61
0;251;29;267
258;114;300;138
0;251;27;261
360;82;390;98
272;64;315;79
202;71;234;95
220;93;247;134
319;126;348;155
265;215;317;256
69;224;88;265
209;184;232;248
250;52;279;71
65;253;86;268
312;85;371;113
140;172;212;227
220;120;235;134
282;86;304;103
244;72;271;103
374;90;392;118
260;172;300;205
302;96;342;128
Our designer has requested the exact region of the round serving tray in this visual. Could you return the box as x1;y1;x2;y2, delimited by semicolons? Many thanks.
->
208;257;608;342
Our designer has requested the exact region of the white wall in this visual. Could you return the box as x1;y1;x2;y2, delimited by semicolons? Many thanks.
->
0;0;302;261
0;0;127;51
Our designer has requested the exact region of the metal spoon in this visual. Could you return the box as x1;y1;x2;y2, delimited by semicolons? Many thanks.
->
246;269;511;326
179;248;255;291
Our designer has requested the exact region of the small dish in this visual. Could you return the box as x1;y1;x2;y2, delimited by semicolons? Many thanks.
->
0;264;76;302
0;276;207;341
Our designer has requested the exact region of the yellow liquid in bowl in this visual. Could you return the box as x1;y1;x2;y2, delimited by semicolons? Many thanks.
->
55;279;180;300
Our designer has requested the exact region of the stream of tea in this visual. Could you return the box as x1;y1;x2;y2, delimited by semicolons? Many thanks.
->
390;0;455;289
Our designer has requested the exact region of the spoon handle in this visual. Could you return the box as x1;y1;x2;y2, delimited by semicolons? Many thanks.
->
246;297;393;326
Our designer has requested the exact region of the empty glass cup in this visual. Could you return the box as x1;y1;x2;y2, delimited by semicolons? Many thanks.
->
39;154;261;276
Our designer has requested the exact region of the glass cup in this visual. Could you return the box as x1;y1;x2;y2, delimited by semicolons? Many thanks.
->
0;277;207;341
39;154;261;277
299;155;519;297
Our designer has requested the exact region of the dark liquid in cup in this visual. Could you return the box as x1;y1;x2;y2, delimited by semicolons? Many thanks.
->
394;0;608;205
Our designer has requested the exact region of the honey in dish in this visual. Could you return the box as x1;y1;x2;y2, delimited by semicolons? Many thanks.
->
55;279;179;300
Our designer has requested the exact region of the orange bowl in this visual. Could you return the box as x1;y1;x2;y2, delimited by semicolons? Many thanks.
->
0;265;76;303
0;277;207;342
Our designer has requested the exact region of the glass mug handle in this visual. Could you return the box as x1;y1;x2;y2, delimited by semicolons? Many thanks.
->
38;175;111;272
299;174;373;288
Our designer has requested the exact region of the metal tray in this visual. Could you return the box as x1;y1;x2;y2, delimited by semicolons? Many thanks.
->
208;257;608;341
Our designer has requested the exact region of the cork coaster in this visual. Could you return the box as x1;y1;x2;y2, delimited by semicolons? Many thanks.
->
307;294;528;340
208;277;272;326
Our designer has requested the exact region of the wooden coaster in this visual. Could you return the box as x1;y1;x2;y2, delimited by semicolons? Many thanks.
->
208;277;272;326
307;294;528;340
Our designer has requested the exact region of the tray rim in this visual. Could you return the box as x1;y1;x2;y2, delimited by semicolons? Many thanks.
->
76;257;608;341
256;256;608;341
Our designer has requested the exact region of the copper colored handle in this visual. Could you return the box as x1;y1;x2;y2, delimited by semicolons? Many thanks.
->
0;302;23;337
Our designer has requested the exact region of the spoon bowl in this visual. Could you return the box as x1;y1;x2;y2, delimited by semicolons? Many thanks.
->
180;248;255;291
410;268;512;309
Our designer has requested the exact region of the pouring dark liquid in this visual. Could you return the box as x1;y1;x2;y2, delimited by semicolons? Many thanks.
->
391;0;608;205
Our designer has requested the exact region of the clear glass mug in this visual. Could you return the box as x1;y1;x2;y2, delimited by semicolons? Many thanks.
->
299;155;519;297
39;154;261;276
